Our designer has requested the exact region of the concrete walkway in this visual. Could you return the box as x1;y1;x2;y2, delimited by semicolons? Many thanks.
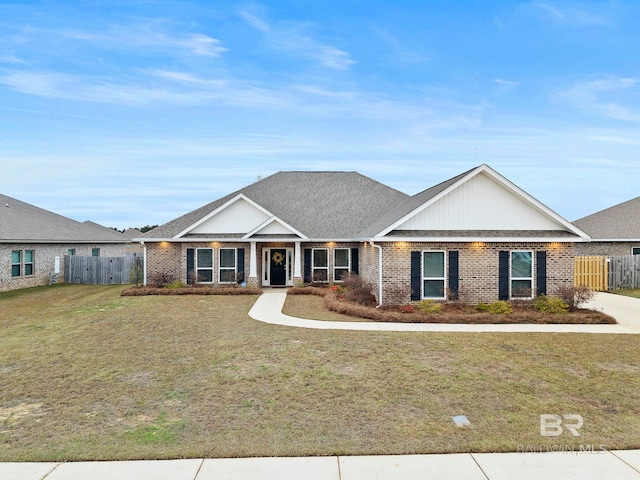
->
3;450;640;479
249;290;640;333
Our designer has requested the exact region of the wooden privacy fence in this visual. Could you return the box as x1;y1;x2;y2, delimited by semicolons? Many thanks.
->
64;253;143;285
574;256;608;291
608;255;640;290
574;255;640;291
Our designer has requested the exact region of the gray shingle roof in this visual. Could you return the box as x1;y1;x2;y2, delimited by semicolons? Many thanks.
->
573;196;640;240
144;171;410;239
1;194;128;243
356;168;473;237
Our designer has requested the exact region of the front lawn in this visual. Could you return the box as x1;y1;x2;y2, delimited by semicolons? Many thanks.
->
614;289;640;299
1;284;639;461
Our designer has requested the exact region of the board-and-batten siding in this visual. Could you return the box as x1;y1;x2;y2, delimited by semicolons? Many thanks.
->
397;173;563;231
190;197;270;234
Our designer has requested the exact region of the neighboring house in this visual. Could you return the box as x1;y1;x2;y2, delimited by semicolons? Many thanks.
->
573;196;640;257
137;165;589;305
1;194;132;292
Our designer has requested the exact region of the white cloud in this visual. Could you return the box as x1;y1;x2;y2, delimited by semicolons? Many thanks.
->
556;75;640;122
239;11;355;70
523;2;611;27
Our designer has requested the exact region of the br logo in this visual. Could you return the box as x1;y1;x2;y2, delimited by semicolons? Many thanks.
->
540;414;583;437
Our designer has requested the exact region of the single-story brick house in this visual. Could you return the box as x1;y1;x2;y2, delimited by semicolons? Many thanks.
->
1;193;132;292
138;164;589;305
573;196;640;257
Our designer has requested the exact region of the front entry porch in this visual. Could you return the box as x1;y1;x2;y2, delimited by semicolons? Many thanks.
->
250;242;302;288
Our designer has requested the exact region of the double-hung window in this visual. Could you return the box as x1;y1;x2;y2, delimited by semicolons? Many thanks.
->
24;250;34;276
422;251;446;299
511;251;533;298
312;248;328;282
11;251;21;277
196;248;213;283
219;248;237;283
333;248;350;282
10;250;34;277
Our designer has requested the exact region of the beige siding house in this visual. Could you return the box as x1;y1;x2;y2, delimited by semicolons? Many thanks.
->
1;194;131;292
138;165;589;305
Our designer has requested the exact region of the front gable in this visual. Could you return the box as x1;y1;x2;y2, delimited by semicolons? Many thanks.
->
376;165;588;241
176;194;304;239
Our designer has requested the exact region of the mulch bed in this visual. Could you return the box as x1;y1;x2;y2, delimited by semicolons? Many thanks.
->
121;286;263;296
287;286;616;324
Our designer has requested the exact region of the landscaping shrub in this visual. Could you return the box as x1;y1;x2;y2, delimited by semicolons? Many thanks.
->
477;300;512;315
533;295;569;314
417;300;442;314
166;280;187;289
147;271;179;288
340;274;377;306
556;284;595;311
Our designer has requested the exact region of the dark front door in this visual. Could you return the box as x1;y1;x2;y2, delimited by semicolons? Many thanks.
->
270;249;287;286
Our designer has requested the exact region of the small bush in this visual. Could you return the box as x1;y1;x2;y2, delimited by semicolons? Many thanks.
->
417;300;442;314
533;295;569;314
341;274;377;306
399;305;416;313
148;271;179;288
166;280;187;289
556;284;595;311
477;300;512;315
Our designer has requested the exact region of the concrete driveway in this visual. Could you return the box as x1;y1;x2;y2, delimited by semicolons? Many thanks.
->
585;292;640;333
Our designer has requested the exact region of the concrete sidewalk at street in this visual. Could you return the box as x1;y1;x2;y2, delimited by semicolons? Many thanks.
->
3;450;640;479
249;290;640;333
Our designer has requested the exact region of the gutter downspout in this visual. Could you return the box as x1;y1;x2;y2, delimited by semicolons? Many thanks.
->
141;242;147;286
369;241;383;307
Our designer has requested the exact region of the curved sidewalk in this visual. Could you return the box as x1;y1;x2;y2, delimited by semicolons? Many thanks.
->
249;291;640;334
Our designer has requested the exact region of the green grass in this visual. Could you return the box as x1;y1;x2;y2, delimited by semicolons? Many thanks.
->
1;284;639;461
614;289;640;299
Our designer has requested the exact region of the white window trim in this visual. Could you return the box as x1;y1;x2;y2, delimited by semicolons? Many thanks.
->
218;247;237;284
196;247;214;284
422;250;447;300
333;248;350;283
312;248;329;282
510;250;534;299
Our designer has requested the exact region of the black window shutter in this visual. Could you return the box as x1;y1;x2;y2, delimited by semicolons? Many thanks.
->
237;248;245;284
304;248;312;283
498;251;509;300
410;251;421;301
536;250;547;296
351;248;359;275
448;251;459;300
186;248;195;285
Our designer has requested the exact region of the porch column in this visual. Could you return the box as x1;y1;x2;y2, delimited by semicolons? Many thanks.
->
249;241;257;278
294;241;302;278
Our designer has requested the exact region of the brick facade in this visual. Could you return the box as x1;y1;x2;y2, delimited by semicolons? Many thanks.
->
0;243;128;292
144;240;575;305
376;241;574;305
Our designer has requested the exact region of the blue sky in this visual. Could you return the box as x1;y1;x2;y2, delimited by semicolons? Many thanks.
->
0;1;638;229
